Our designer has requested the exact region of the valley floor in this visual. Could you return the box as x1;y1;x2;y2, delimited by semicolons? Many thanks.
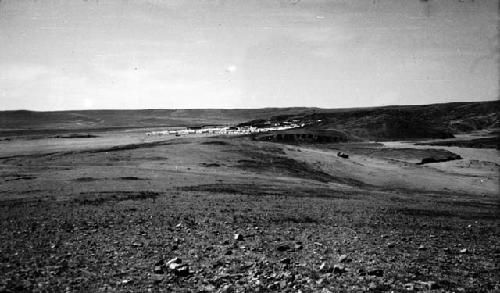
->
0;131;498;292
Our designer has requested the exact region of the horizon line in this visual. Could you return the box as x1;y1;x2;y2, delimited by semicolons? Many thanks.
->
1;99;497;113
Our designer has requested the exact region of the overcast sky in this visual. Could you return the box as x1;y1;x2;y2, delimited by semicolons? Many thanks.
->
0;0;498;110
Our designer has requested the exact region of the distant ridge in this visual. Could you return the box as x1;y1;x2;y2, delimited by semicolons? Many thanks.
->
0;101;498;140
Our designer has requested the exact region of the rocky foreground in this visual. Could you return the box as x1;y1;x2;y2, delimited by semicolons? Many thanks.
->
1;186;498;292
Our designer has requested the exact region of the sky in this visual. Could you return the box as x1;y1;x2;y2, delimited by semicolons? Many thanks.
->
0;0;498;110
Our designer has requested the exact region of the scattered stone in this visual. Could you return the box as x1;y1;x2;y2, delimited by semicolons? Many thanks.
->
175;265;190;277
319;262;332;273
404;283;415;291
167;257;182;265
200;284;216;292
151;274;163;283
279;280;287;289
424;281;439;290
233;233;244;241
154;265;163;274
168;262;183;270
219;284;234;293
368;269;383;277
333;264;346;274
280;257;291;264
338;254;351;263
276;244;290;252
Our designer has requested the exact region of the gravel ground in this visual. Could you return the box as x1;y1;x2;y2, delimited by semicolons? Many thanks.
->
1;186;498;292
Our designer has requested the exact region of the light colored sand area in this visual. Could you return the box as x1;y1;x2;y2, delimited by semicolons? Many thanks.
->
0;133;497;203
289;144;498;197
0;130;218;158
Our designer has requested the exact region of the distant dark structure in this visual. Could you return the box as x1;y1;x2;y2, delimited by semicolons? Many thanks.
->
337;152;349;159
255;129;349;144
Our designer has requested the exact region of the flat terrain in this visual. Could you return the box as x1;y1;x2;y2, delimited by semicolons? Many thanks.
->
0;127;498;292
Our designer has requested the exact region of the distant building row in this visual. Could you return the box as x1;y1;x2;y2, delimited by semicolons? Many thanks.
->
145;123;305;136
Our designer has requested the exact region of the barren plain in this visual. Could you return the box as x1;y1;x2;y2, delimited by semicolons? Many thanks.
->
0;102;499;292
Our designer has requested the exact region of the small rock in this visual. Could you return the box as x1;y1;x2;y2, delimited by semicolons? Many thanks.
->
319;262;332;273
280;257;291;264
387;242;395;248
153;265;163;274
268;282;280;290
459;248;468;254
167;257;182;265
404;283;415;291
200;284;216;292
168;262;183;270
418;245;426;251
219;284;234;293
339;254;351;263
368;269;383;277
276;244;290;252
174;265;190;277
333;264;346;274
234;233;244;241
369;282;377;290
424;281;439;290
151;274;163;283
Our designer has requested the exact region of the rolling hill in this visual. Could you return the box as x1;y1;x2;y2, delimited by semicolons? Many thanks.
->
0;101;498;140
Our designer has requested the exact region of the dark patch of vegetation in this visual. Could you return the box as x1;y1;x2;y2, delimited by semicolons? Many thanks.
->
5;175;36;181
416;137;499;149
74;177;99;182
86;139;189;154
200;163;221;167
179;183;358;200
417;154;462;165
75;191;160;205
53;133;99;138
201;141;229;146
390;207;498;221
255;129;349;144
234;149;364;185
335;147;462;164
118;176;145;180
270;214;320;224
